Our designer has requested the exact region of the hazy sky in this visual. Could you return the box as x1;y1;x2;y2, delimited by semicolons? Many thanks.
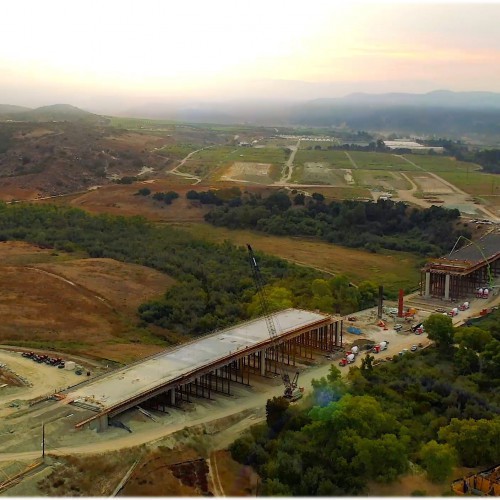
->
1;0;500;109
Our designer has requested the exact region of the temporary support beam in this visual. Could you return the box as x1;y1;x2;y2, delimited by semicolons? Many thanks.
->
444;274;451;300
424;272;431;298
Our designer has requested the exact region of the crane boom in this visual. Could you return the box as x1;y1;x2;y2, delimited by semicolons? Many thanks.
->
247;244;300;400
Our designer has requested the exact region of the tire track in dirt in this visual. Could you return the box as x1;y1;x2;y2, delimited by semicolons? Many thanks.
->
25;267;113;309
344;151;358;169
208;453;224;497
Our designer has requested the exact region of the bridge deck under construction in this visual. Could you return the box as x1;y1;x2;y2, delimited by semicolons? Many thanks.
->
67;308;342;430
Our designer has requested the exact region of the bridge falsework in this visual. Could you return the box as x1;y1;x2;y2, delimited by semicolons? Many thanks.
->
67;308;343;431
420;230;500;300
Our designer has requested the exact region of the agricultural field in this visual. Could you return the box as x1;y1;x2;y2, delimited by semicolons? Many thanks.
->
294;149;353;169
176;223;422;295
434;170;500;197
209;148;288;182
407;172;455;194
348;151;420;170
402;154;483;173
222;162;280;184
109;116;177;130
290;163;349;185
259;137;298;148
298;139;340;149
352;170;412;191
171;146;288;181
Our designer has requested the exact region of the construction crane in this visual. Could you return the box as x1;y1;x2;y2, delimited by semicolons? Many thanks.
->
247;244;302;401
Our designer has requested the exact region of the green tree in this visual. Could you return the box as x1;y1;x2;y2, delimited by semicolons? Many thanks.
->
357;281;378;309
229;434;255;465
438;417;500;467
419;440;457;482
455;326;492;352
353;433;408;482
293;193;305;205
261;478;292;496
329;275;359;314
480;340;500;379
311;365;347;406
454;346;479;375
266;396;290;433
247;286;293;316
361;353;375;372
310;278;333;312
423;314;455;350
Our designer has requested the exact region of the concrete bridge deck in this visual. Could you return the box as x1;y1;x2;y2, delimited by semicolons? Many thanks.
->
66;308;341;429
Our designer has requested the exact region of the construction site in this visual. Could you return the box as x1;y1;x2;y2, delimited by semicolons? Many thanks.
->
67;308;343;432
420;230;500;300
0;240;499;495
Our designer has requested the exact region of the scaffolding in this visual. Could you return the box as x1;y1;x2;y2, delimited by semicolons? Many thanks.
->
451;465;500;496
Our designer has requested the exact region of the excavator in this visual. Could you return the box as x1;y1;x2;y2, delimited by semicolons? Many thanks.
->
247;244;302;401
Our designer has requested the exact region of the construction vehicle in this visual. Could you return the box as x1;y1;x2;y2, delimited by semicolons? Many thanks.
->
339;353;355;367
339;345;359;367
372;341;389;353
247;244;303;402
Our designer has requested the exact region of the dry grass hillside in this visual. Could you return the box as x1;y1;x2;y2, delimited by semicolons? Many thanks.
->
0;241;175;363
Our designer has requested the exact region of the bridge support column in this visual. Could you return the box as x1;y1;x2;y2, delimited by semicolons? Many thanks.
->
444;274;451;301
90;414;108;432
170;388;176;405
260;350;266;376
424;272;431;298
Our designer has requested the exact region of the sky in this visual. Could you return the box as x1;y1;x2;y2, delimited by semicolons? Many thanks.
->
1;0;500;110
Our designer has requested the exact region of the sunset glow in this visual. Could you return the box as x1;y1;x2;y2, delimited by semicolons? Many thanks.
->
1;0;499;107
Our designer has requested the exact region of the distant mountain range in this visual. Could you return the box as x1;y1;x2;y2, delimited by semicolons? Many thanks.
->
117;90;500;140
2;92;500;141
310;90;500;109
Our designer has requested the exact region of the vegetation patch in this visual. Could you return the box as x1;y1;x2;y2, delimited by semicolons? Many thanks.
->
229;315;500;496
38;452;140;496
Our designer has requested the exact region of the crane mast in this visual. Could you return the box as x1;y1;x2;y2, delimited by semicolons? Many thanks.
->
247;244;300;400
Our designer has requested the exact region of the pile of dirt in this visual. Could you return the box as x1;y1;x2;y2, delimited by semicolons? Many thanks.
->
0;367;26;387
